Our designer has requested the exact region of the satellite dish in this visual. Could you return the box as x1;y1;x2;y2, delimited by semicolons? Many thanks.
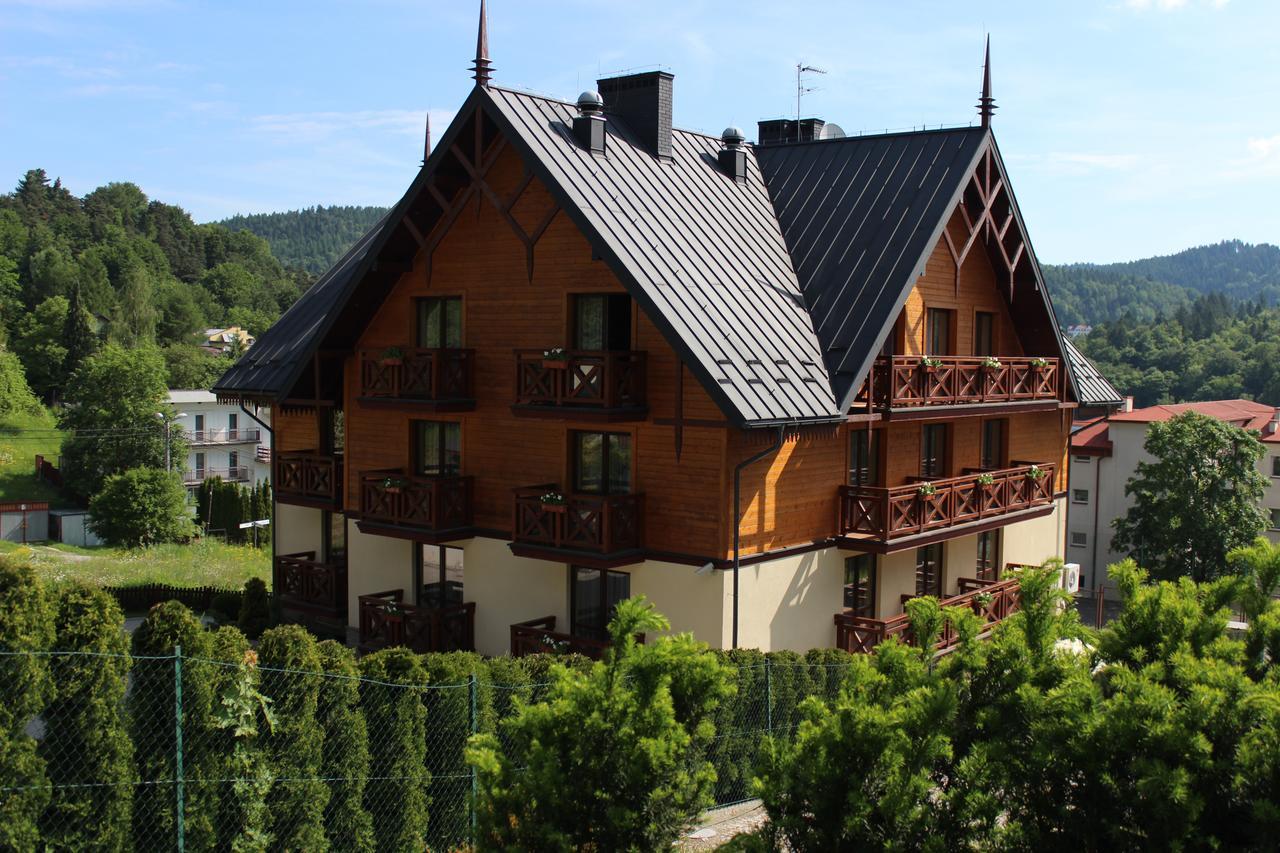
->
819;122;846;140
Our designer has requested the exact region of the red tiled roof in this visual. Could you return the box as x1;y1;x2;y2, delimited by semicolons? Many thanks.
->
1070;417;1113;456
1073;399;1280;449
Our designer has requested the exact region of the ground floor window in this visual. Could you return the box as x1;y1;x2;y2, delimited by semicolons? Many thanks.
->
844;554;876;617
915;543;944;598
323;511;346;564
976;530;1001;582
571;566;630;641
1270;509;1280;531
415;544;464;607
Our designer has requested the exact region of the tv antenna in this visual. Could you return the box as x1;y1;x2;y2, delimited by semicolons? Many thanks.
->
796;62;826;123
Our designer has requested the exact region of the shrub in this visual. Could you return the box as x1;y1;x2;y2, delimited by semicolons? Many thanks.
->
257;625;328;850
0;558;55;851
316;640;374;852
237;577;270;639
40;583;133;851
468;596;734;850
207;627;273;852
360;647;429;850
207;589;241;623
709;648;765;804
88;467;193;547
419;652;491;848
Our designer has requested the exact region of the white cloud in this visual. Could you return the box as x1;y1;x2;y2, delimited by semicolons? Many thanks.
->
1227;134;1280;177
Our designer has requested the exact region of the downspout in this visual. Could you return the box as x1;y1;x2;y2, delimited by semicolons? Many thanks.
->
239;403;272;435
732;424;786;649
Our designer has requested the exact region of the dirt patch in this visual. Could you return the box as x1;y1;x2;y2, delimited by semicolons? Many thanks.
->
678;800;769;850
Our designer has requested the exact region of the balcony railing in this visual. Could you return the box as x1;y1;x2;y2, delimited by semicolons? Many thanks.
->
275;451;342;507
512;485;643;556
358;347;475;403
183;466;250;485
360;469;473;533
834;576;1021;654
859;355;1062;409
189;428;262;446
275;551;347;616
838;462;1056;542
358;589;475;653
510;615;643;659
513;350;646;415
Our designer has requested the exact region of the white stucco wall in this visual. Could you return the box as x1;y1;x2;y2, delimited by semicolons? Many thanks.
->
346;524;413;625
463;538;569;657
1002;497;1066;569
274;503;324;557
728;548;844;652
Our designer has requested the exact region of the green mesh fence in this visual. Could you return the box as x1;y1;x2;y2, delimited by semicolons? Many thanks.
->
1;648;857;850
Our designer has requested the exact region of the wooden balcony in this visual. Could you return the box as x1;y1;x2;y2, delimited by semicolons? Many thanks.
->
512;350;647;420
357;589;475;653
858;355;1063;416
275;551;347;619
358;347;475;410
509;615;643;659
274;451;342;509
357;469;474;541
838;462;1057;550
834;575;1022;654
510;485;644;566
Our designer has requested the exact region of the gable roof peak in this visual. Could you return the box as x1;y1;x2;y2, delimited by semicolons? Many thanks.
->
977;35;996;128
471;0;493;87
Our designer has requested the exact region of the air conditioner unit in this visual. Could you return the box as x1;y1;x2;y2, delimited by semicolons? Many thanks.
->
1061;562;1081;595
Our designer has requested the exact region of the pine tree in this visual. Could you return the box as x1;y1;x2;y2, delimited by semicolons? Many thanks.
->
60;282;98;380
316;641;374;851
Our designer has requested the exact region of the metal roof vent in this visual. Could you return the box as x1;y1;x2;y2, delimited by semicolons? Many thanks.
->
718;126;747;183
573;90;607;154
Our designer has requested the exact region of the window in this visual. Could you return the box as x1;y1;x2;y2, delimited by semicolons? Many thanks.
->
844;554;876;617
194;452;205;476
415;297;463;348
413;421;461;476
194;414;204;438
1074;455;1092;464
228;451;239;472
920;423;949;479
915;544;944;598
573;294;631;351
415;544;464;607
571;566;630;640
981;419;1006;470
1272;456;1280;477
926;308;954;355
849;428;881;486
976;531;1001;582
228;412;238;435
1072;488;1089;504
1271;509;1280;531
573;431;632;494
323;512;346;564
1070;531;1088;548
974;311;996;356
325;409;345;454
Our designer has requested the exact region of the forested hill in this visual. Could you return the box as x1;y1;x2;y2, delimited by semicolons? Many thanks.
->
217;206;386;274
1044;240;1280;326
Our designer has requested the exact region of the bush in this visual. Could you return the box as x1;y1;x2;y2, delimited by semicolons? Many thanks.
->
316;640;374;852
40;583;133;850
206;626;272;851
257;625;328;849
0;349;42;416
359;647;429;850
208;589;241;623
237;577;270;639
0;558;55;851
88;467;193;547
419;652;491;849
468;596;733;850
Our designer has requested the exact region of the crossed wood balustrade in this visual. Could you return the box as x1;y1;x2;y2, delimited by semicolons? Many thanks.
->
834;575;1022;655
513;350;647;413
858;355;1061;409
512;485;643;555
360;470;474;533
275;451;342;507
358;347;475;401
838;462;1056;542
357;589;475;653
509;615;646;659
276;551;347;616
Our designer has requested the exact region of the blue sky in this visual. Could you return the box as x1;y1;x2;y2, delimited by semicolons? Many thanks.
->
1;0;1276;263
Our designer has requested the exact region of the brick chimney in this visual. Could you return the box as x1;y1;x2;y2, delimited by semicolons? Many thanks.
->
596;71;673;160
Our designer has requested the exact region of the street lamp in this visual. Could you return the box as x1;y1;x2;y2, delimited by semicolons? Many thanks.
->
156;411;187;473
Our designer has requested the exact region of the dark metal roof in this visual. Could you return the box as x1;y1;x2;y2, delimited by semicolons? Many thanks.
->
755;127;988;411
484;86;840;425
1063;337;1123;406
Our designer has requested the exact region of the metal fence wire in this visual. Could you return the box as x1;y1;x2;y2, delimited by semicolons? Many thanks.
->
2;648;867;851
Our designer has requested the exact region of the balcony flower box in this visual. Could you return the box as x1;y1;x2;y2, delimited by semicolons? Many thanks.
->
918;356;943;373
540;491;567;513
380;476;409;494
542;347;569;369
976;473;996;486
379;346;404;367
1029;357;1049;371
917;482;937;497
1025;465;1046;481
979;357;1002;371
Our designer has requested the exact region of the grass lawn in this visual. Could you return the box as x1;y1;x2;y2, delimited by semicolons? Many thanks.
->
0;407;72;506
0;538;271;589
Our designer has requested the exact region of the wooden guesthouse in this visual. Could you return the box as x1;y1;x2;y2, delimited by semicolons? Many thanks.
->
215;7;1097;656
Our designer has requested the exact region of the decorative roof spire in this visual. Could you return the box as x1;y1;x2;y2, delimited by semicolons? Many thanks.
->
977;35;996;128
423;112;432;165
470;0;493;87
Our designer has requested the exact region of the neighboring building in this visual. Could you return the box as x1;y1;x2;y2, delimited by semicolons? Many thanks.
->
202;326;255;355
1066;324;1092;339
49;509;104;547
1068;399;1280;593
167;390;271;492
214;10;1086;653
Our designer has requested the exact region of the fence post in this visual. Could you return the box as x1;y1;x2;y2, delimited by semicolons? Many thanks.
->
764;656;772;736
469;673;478;843
174;645;185;853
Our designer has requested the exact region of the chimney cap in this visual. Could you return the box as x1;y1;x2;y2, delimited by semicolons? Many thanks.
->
577;90;604;115
721;126;746;148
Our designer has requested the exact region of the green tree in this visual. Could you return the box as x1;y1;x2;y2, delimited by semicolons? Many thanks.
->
162;344;227;389
209;630;274;853
316;640;375;851
12;294;68;400
237;577;271;639
60;282;99;379
1112;411;1267;582
359;647;430;850
59;343;171;499
0;350;42;416
468;596;734;850
40;583;133;851
110;262;157;345
87;467;193;547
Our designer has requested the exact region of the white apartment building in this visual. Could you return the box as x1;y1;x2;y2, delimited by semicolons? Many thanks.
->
167;390;272;491
1067;399;1280;593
